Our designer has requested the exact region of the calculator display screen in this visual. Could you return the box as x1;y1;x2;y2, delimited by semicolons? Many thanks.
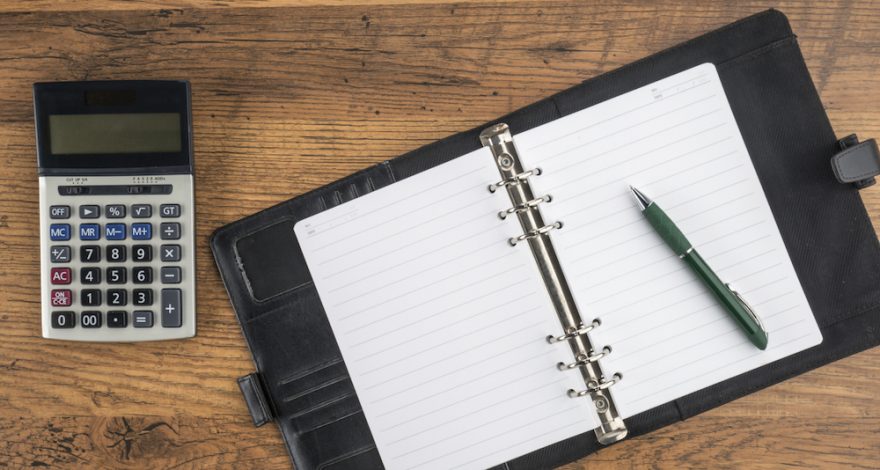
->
49;113;182;155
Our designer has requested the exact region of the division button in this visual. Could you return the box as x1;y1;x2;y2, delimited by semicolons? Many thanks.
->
160;223;181;240
161;289;182;328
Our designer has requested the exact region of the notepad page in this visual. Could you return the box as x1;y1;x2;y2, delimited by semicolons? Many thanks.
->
517;63;822;419
294;149;598;470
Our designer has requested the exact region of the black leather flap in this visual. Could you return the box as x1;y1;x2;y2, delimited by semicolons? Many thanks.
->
237;372;274;427
831;134;880;189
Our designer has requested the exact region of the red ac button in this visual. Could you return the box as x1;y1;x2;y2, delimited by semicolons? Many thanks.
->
50;267;72;285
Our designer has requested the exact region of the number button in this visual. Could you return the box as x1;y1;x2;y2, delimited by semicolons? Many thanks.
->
131;223;152;240
107;289;127;307
80;245;101;263
50;289;72;307
51;311;75;328
50;267;71;285
133;311;154;328
79;224;100;240
160;204;181;218
133;245;152;262
107;267;127;284
161;267;182;284
105;205;126;218
161;245;181;262
133;289;153;306
81;289;101;306
79;205;100;219
50;224;71;241
81;267;101;284
161;289;182;327
107;245;127;262
132;204;152;218
107;311;128;328
160;223;181;240
81;311;102;328
133;267;152;284
50;246;71;263
50;205;70;219
105;224;126;240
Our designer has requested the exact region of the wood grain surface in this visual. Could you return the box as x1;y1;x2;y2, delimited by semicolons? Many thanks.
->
0;1;878;468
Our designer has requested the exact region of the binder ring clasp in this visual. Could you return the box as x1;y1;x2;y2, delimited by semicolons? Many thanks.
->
546;318;600;344
567;373;623;398
509;221;562;246
557;346;612;370
498;194;552;220
488;167;542;193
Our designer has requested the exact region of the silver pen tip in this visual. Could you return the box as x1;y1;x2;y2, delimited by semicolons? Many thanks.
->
629;185;653;211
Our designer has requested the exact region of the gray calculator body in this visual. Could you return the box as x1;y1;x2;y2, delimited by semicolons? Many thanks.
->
35;81;196;341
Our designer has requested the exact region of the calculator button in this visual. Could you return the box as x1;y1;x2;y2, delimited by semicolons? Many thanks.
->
50;205;71;219
107;289;127;307
133;289;153;306
50;246;71;263
160;244;181;262
81;267;101;284
81;311;102;328
133;245;152;262
161;267;182;284
106;267;126;284
133;267;153;284
51;311;75;328
50;289;72;307
133;311;154;328
160;223;181;240
131;223;152;240
107;311;128;328
79;224;101;240
107;245;127;262
81;289;101;306
50;267;71;285
132;204;152;218
80;245;101;263
160;204;181;218
49;224;71;241
161;289;182;327
105;205;126;218
105;224;126;240
79;205;100;219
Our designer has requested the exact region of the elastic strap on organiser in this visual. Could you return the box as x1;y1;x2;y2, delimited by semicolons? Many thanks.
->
237;372;274;427
831;134;880;189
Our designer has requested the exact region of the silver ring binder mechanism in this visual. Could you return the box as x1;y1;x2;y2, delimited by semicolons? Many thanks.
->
480;123;628;445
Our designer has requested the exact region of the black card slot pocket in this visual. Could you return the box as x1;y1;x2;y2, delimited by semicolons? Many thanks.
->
285;377;355;419
283;404;380;470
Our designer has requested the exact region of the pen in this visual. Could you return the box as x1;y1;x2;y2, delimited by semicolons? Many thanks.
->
628;186;769;350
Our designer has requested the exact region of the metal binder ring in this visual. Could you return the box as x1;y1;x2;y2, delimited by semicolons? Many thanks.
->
557;346;612;370
567;373;623;398
508;221;562;246
498;194;553;220
546;318;600;344
487;167;542;193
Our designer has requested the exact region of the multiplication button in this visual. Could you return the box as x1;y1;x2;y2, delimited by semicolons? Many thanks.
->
160;245;181;262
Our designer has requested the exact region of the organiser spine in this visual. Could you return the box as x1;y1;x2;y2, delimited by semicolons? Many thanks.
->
479;123;628;445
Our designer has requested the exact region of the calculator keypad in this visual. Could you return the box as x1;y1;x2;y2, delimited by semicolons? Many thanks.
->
41;174;195;341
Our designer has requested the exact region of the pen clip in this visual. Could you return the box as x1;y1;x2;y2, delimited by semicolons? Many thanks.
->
726;284;768;336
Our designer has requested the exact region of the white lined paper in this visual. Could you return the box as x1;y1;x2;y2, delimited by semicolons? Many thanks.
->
295;148;596;470
518;63;822;419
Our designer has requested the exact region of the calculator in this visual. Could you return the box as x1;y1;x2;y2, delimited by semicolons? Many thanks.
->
35;81;196;341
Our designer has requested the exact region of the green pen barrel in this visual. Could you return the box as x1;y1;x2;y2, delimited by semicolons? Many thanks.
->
643;204;692;255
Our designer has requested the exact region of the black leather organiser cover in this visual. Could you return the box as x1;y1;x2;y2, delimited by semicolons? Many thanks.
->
211;10;880;470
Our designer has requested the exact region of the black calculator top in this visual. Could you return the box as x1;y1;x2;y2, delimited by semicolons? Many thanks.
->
34;80;193;176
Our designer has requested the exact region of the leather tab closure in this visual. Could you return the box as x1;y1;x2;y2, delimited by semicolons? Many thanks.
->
237;373;274;427
831;134;880;189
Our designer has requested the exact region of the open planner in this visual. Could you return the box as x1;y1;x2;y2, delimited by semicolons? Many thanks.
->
212;10;880;470
292;64;822;470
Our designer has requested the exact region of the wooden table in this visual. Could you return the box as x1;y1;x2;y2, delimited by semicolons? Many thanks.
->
0;1;877;468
